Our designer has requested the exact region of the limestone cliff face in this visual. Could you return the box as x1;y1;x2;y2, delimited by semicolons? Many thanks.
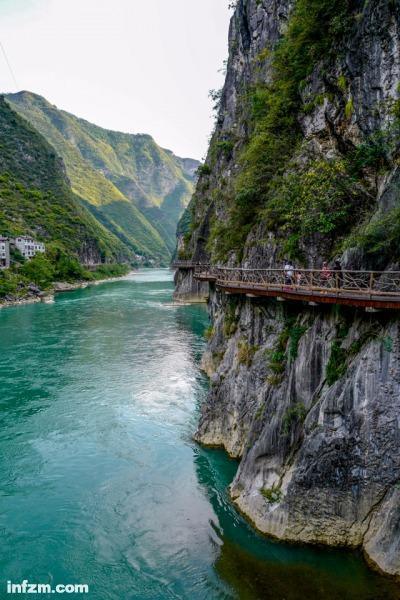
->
175;0;400;579
197;293;400;577
173;268;209;303
182;0;400;270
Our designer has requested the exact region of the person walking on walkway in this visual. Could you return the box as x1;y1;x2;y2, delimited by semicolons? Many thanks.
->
333;259;343;289
284;260;294;285
321;261;332;289
295;271;303;287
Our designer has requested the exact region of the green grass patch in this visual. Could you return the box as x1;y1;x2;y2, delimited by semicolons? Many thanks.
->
223;298;239;337
282;402;307;435
204;325;215;341
288;324;308;362
265;316;307;379
382;336;393;352
238;340;258;367
260;486;283;504
326;322;350;385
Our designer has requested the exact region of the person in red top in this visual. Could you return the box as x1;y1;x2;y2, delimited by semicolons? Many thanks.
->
321;261;332;287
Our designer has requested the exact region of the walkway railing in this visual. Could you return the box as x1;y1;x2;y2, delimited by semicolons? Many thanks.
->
195;266;400;294
191;265;400;309
171;260;197;269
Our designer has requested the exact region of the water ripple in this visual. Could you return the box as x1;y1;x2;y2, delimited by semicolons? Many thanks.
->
0;270;398;600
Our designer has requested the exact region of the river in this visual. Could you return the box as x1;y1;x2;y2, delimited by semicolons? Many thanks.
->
0;269;398;599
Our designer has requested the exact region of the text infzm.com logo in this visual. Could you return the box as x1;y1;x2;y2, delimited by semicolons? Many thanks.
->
7;580;89;594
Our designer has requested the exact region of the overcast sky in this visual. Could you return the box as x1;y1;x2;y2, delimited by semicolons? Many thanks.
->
0;0;231;159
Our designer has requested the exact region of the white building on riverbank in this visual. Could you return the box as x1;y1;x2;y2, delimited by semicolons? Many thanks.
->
0;237;10;268
12;236;45;260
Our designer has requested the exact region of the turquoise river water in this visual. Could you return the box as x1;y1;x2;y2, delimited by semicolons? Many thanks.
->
0;269;399;599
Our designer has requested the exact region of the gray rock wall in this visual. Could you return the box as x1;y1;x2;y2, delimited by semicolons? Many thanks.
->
196;286;400;577
173;268;209;303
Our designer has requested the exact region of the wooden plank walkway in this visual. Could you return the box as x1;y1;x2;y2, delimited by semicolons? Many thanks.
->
186;265;400;310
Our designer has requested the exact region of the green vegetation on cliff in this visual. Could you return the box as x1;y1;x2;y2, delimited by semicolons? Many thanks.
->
220;2;357;255
195;0;399;265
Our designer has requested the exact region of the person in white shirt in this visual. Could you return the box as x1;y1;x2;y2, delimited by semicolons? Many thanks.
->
284;260;294;285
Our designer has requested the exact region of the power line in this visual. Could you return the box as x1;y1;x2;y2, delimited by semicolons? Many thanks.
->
0;41;19;91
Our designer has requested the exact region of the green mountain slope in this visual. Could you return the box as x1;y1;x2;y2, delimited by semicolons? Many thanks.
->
0;96;128;264
6;91;199;262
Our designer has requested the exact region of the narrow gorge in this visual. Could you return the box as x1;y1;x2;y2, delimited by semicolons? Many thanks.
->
174;0;400;579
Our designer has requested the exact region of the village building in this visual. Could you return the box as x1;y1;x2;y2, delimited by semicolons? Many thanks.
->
11;236;45;260
0;237;10;269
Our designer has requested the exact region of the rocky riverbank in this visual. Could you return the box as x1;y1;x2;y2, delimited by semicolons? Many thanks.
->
0;272;135;309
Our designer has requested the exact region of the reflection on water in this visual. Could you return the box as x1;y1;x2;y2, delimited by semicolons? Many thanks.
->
194;447;400;600
0;269;398;600
215;541;400;600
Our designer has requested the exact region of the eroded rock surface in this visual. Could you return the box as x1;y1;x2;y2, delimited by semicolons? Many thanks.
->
175;0;400;578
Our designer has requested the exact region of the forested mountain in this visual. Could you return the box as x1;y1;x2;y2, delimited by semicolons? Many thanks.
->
0;96;126;264
6;91;199;264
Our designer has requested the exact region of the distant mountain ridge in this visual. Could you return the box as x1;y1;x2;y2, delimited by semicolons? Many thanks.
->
0;95;127;265
6;91;199;264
